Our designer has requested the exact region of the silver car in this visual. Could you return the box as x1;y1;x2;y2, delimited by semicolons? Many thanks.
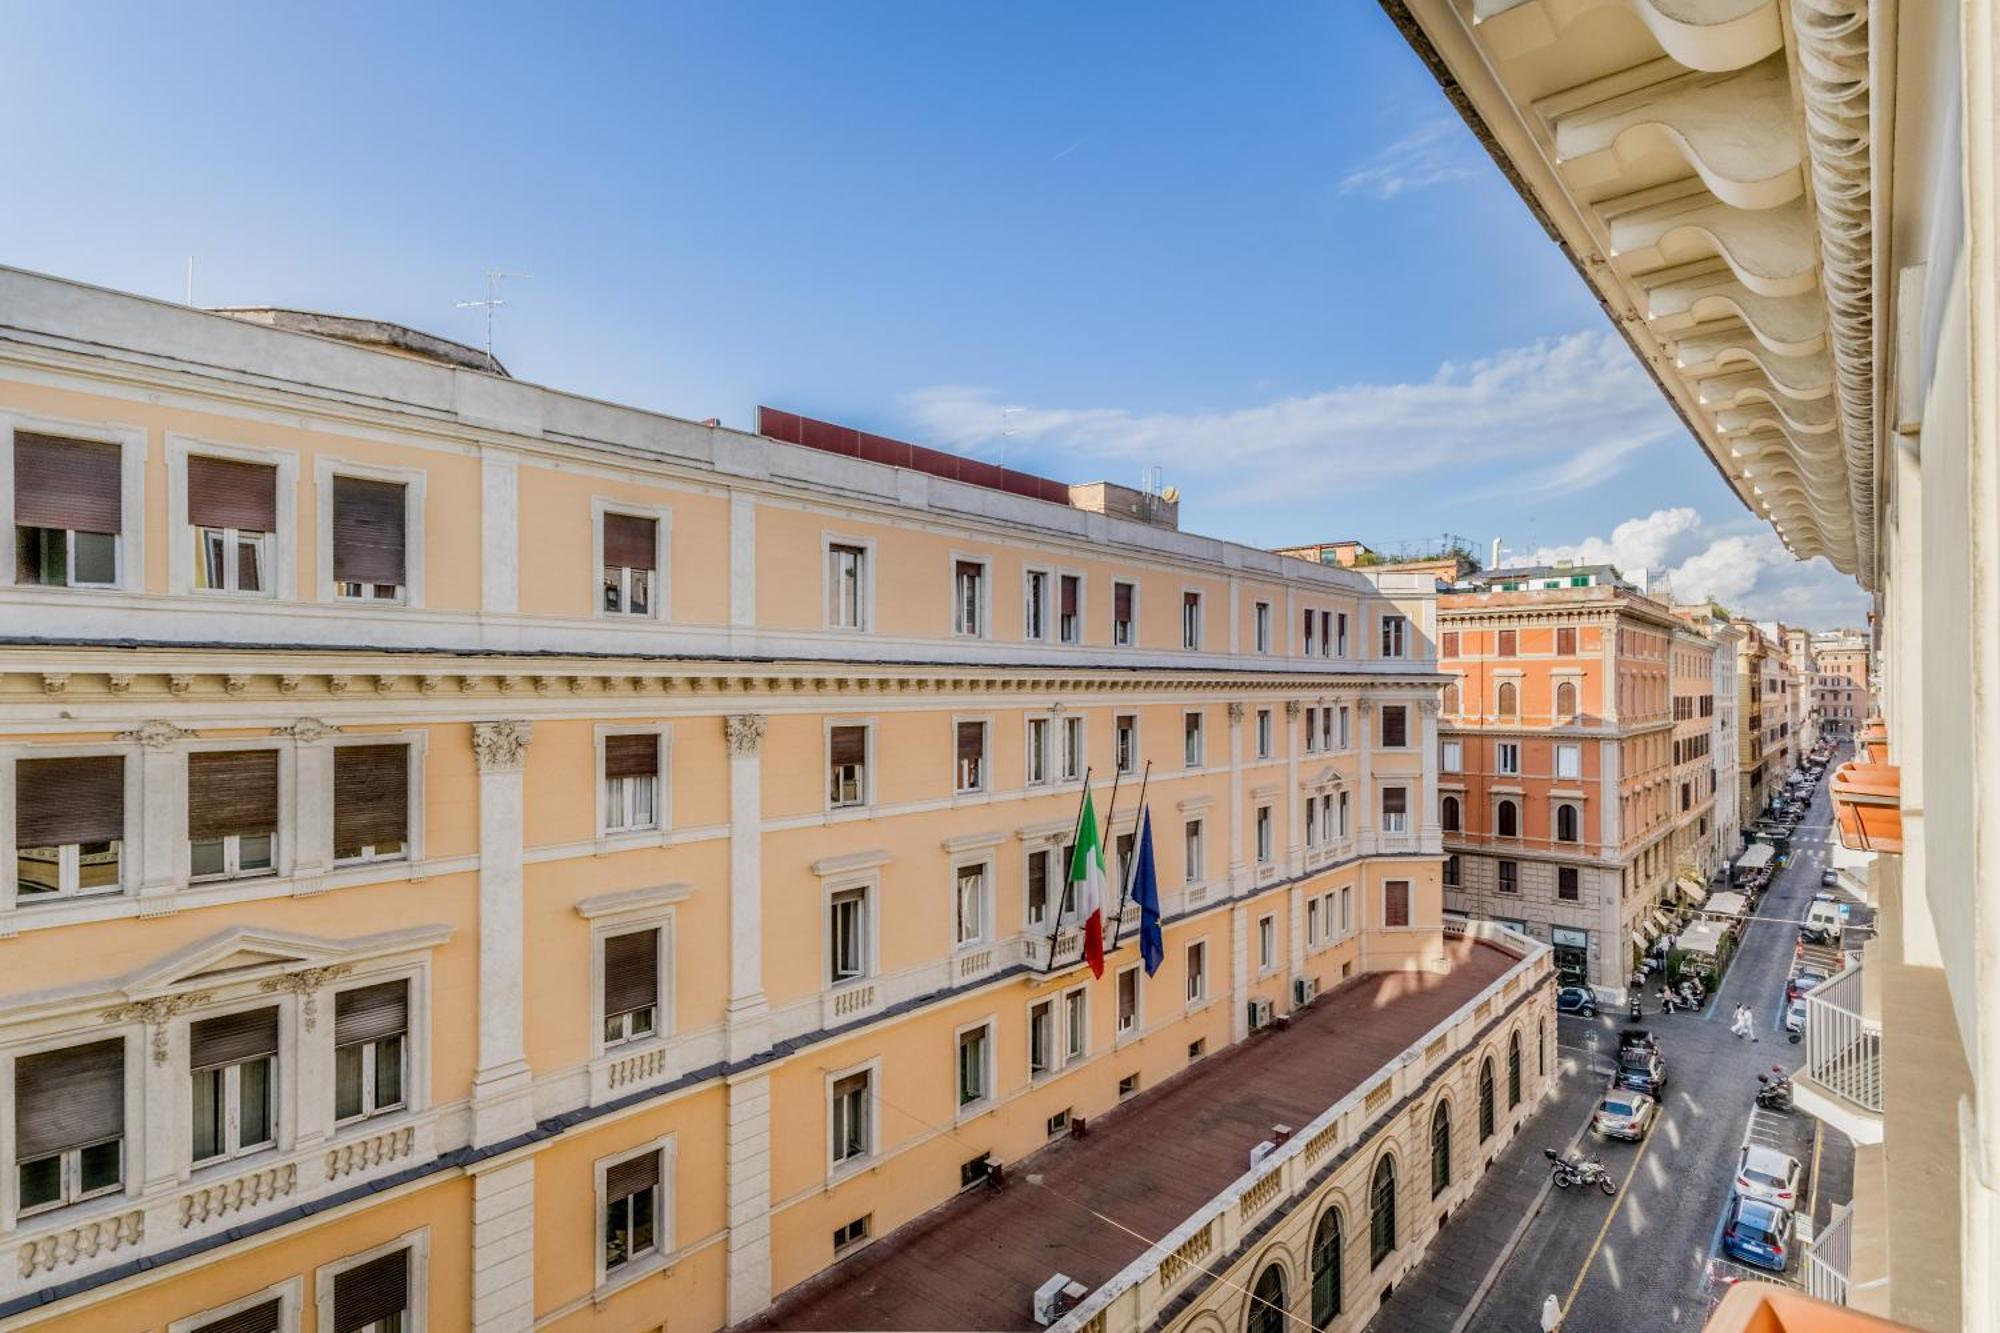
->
1593;1091;1657;1141
1733;1144;1804;1208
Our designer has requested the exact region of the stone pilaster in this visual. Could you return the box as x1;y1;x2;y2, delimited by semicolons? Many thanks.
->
1283;701;1303;876
725;715;771;1061
1419;698;1442;855
1357;697;1377;853
471;1159;536;1333
118;721;194;905
480;453;519;615
1230;901;1250;1042
471;720;535;1147
725;1071;774;1323
1226;702;1247;891
285;718;341;895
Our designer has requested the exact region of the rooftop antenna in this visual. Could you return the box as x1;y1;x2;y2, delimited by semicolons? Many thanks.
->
185;257;194;308
999;407;1025;470
455;270;529;373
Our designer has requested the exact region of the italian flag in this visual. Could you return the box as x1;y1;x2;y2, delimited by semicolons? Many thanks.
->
1069;788;1108;977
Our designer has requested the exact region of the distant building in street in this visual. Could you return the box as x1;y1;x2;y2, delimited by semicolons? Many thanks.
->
1814;631;1871;736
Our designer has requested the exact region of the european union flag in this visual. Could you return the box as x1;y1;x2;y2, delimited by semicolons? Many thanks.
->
1131;808;1164;976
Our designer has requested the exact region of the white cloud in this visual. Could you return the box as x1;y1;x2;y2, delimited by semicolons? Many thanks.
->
1337;119;1483;201
1523;507;1703;577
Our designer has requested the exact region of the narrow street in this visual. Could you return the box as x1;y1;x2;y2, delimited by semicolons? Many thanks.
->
1449;757;1854;1331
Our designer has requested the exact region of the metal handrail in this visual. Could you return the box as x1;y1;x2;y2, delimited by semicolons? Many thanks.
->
1803;963;1882;1114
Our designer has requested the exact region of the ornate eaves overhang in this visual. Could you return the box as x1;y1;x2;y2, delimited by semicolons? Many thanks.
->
1381;0;1877;588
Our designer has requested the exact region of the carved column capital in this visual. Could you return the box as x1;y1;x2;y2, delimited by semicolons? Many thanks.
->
1226;702;1245;722
1284;700;1302;720
117;720;201;750
725;714;768;757
258;964;355;1033
102;992;214;1063
280;717;343;744
473;720;534;773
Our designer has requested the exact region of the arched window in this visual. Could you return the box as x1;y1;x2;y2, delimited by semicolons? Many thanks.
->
1369;1155;1398;1269
1442;681;1460;716
1430;1102;1452;1198
1441;795;1460;832
1248;1263;1287;1333
1508;1031;1523;1107
1496;800;1518;838
1497;681;1518;718
1310;1208;1343;1329
1478;1057;1496;1140
1555;803;1579;843
1556;680;1577;718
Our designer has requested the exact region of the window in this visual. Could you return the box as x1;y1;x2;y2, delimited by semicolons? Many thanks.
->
829;886;869;982
603;733;661;833
334;981;409;1125
1051;714;1080;782
15;754;124;902
1440;795;1460;833
1026;717;1051;785
1186;940;1207;1003
1256;806;1273;863
183;1288;290;1333
1556;626;1577;655
1116;966;1140;1034
1181;710;1204;768
190;1006;278;1165
1369;1155;1398;1268
1441;630;1459;658
329;1245;412;1333
1337;707;1350;750
1183;819;1204;884
14;433;122;588
829;725;868;808
1555;803;1580;843
603;1148;664;1273
1443;681;1460;715
833;1215;870;1251
1555;742;1581;780
1181;590;1202;649
1255;601;1271;652
830;1070;872;1165
1303;608;1317;656
188;750;279;882
957;1024;992;1109
1558;867;1579;901
1303;706;1319;754
955;721;987;793
600;512;657;616
188;455;276;596
1556;681;1578;718
1431;1102;1452;1198
1508;1031;1523;1107
1111;581;1136;645
1441;740;1462;773
1340;886;1352;934
13;1039;123;1217
331;475;407;601
1338;790;1350;839
1380;705;1408;748
1497;629;1517;657
1381;786;1408;834
1335;612;1349;657
333;744;409;864
827;542;866;629
1248;1264;1287;1333
1496;742;1520;776
1311;1208;1344;1327
1496;800;1518;838
1065;987;1088;1060
1114;714;1137;775
1478;1058;1496;1140
1383;879;1410;928
1443;854;1460;887
1308;895;1322;945
1256;708;1273;759
1025;847;1058;929
1258;914;1276;971
1024;568;1049;640
1058;574;1081;644
598;930;659;1049
953;559;987;636
1497;681;1518;718
1380;614;1407;659
1498;859;1518;894
954;863;988;946
1028;998;1056;1077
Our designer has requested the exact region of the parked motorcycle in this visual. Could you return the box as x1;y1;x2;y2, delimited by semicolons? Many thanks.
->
1755;1069;1793;1111
1544;1147;1619;1196
1659;987;1695;1015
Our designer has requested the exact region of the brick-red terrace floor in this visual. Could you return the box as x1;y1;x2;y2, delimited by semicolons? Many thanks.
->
745;938;1516;1331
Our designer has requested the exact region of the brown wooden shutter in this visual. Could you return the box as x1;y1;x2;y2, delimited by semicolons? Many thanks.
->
1114;583;1133;619
1381;707;1407;748
1441;632;1459;658
829;726;866;767
1497;629;1517;657
14;433;122;533
603;929;659;1017
956;722;984;767
187;750;280;842
1384;881;1410;929
602;513;657;570
954;559;981;583
1303;608;1314;643
187;456;278;532
1383;787;1408;816
333;745;408;852
14;1038;124;1158
331;476;406;585
1557;626;1577;655
189;1006;279;1070
16;755;124;848
606;1149;661;1202
334;981;408;1047
332;1250;409;1333
192;1297;282;1333
1059;576;1078;616
603;734;659;780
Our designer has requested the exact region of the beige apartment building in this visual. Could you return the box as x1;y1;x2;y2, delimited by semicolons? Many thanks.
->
1815;634;1870;737
0;267;1552;1333
1669;627;1721;886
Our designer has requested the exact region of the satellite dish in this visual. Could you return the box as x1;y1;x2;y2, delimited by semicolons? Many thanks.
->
1161;486;1181;504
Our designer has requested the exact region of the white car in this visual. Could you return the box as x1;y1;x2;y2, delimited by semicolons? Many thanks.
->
1734;1144;1804;1208
1593;1090;1657;1141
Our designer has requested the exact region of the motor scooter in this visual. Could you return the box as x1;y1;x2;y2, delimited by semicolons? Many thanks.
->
1755;1068;1793;1111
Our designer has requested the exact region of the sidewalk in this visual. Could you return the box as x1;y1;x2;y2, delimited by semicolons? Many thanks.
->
1367;1046;1605;1333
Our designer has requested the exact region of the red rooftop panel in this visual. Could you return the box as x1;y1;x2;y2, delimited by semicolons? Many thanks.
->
760;406;1074;508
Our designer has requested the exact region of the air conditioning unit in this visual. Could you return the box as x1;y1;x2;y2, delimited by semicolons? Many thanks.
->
1294;976;1320;1007
1033;1274;1089;1326
1248;998;1275;1030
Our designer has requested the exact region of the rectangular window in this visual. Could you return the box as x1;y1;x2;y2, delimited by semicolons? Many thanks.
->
189;1007;278;1165
599;930;659;1048
955;864;988;946
1183;711;1203;767
188;749;279;882
827;542;866;629
1026;848;1055;929
1556;743;1581;780
1065;987;1088;1060
333;744;409;864
1498;860;1519;895
13;433;122;588
1308;896;1323;944
954;560;985;637
1381;786;1409;833
1497;629;1517;657
1024;569;1048;640
1029;998;1055;1077
1303;608;1317;656
1183;819;1204;884
831;1071;872;1164
1255;601;1271;653
1497;742;1521;776
334;980;409;1123
1058;574;1081;644
189;455;276;596
829;886;869;982
1256;806;1272;863
15;754;124;902
1182;591;1202;650
1338;790;1350;838
1381;614;1408;659
1384;880;1411;928
957;1025;991;1107
1061;715;1084;782
1320;610;1334;658
1026;717;1050;785
1338;706;1350;750
601;513;657;616
1441;631;1459;658
603;733;661;833
1114;714;1137;775
331;475;407;601
1304;706;1319;754
13;1039;124;1217
603;1150;663;1273
1336;612;1350;657
331;1248;411;1333
955;721;987;793
829;725;868;808
1558;867;1579;901
1443;854;1460;888
1116;967;1139;1034
1340;886;1352;933
1380;705;1408;748
1556;626;1577;655
1112;581;1135;646
1186;941;1207;1003
1256;708;1273;758
833;1215;870;1251
1258;915;1276;971
1442;740;1462;773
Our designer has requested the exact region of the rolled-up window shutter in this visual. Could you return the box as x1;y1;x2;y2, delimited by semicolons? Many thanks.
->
1385;882;1410;929
1114;584;1133;619
956;722;984;766
606;1149;661;1202
1383;787;1408;815
187;457;278;532
16;755;125;848
602;513;657;571
334;981;408;1047
192;1297;282;1333
1381;708;1407;748
829;726;866;767
14;1038;124;1158
189;1006;279;1070
187;750;280;842
333;745;408;852
602;929;659;1016
331;476;406;586
332;1250;409;1333
14;433;122;534
1060;577;1078;616
603;734;659;780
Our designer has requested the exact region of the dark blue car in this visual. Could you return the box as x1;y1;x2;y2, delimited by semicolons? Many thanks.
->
1723;1196;1794;1272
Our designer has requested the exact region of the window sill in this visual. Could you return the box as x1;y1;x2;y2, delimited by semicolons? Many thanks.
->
953;1098;995;1126
593;827;667;854
592;1250;672;1309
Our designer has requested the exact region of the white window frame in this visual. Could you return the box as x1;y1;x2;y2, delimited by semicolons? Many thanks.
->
166;436;298;600
170;1277;304;1333
951;553;992;639
1056;571;1085;646
594;725;671;842
954;1017;997;1115
1114;713;1139;776
1258;913;1277;974
1336;611;1350;657
1186;939;1208;1005
1556;743;1582;781
1256;805;1273;864
1025;715;1052;786
593;1135;676;1290
1060;713;1085;783
953;716;991;795
825;878;876;988
1308;895;1323;946
592;498;672;622
822;532;876;632
327;731;427;870
1339;706;1351;750
951;857;993;950
5;1028;139;1224
1063;984;1090;1061
1256;708;1273;759
1183;818;1205;885
314;1227;430;1333
1023;566;1051;641
825;718;874;812
1496;741;1521;777
1183;710;1205;769
1028;995;1059;1079
1382;786;1409;834
2;743;142;913
1381;613;1407;659
1181;587;1203;651
1254;601;1272;654
1441;739;1463;773
1381;704;1411;749
827;1059;880;1174
590;915;674;1058
1111;579;1139;647
187;1001;282;1168
1115;963;1143;1039
314;456;425;607
0;411;147;594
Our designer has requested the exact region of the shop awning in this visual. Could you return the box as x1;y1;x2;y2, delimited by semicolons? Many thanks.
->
1650;910;1673;934
1678;878;1708;906
1832;761;1903;854
1630;930;1646;950
1677;920;1729;956
1705;891;1749;918
1735;843;1774;872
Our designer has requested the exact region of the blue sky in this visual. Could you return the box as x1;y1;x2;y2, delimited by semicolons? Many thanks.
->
1;1;1866;626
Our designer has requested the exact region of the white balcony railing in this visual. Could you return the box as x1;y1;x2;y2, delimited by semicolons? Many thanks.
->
1806;1202;1853;1307
1802;964;1880;1113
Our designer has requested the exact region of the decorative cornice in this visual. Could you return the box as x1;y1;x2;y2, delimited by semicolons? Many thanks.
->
279;717;343;743
257;964;355;1032
116;720;201;750
472;720;534;773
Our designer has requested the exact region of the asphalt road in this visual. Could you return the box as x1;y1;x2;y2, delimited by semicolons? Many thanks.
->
1465;754;1852;1331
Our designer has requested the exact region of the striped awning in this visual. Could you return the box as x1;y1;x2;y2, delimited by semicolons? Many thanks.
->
1650;910;1673;934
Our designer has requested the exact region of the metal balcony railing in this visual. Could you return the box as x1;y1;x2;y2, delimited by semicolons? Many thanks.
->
1806;1203;1853;1306
1803;964;1881;1114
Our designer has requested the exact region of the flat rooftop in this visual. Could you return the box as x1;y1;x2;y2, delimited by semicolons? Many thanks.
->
748;938;1517;1331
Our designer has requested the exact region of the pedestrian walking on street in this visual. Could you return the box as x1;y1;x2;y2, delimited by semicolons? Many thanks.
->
1744;1007;1758;1042
1731;1004;1750;1039
1541;1294;1564;1331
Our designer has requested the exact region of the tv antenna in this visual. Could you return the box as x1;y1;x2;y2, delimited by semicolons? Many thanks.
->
999;407;1026;469
455;270;528;373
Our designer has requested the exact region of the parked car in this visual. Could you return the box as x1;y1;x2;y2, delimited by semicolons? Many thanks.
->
1788;968;1830;1001
1802;900;1844;944
1722;1195;1795;1272
1593;1091;1657;1141
1819;869;1841;888
1733;1145;1804;1207
1614;1048;1667;1097
1784;996;1807;1038
1556;986;1597;1017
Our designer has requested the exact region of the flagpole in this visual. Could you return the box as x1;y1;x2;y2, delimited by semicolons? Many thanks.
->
1095;764;1126;929
1041;767;1093;970
1109;761;1152;949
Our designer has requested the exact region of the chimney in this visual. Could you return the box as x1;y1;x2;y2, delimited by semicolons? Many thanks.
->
1490;537;1503;568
